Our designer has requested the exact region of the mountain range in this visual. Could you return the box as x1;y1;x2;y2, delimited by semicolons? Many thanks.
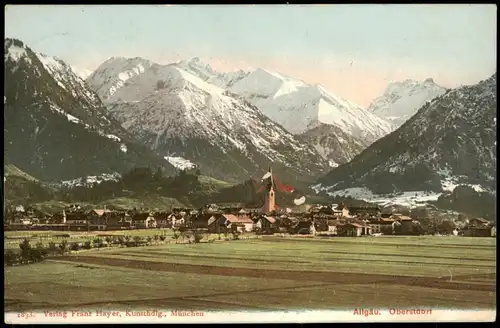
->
368;78;447;128
315;73;497;207
86;57;332;185
228;68;394;144
4;38;177;182
85;57;401;177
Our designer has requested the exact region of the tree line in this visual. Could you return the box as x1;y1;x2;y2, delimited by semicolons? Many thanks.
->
4;234;170;266
57;166;203;204
4;227;246;267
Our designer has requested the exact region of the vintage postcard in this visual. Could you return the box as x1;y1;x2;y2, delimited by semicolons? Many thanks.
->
3;4;496;324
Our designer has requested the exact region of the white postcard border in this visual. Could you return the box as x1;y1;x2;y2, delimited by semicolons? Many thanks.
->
5;309;496;324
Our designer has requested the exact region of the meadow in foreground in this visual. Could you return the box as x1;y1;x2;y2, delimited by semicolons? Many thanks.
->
4;235;496;312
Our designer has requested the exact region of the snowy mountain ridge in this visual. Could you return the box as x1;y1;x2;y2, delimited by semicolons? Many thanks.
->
176;57;250;89
368;78;447;128
228;68;394;144
86;57;155;102
88;57;329;183
4;38;176;182
86;55;396;174
88;56;393;145
315;72;497;207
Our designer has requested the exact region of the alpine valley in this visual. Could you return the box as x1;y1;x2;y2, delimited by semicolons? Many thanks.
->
4;37;496;216
315;73;497;214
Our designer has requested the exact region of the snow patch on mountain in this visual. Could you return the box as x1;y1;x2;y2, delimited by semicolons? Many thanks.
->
322;187;442;209
49;104;82;124
104;134;121;142
61;172;121;188
440;176;488;193
6;45;31;63
164;156;197;170
315;175;492;209
36;53;68;89
328;160;339;168
230;68;306;100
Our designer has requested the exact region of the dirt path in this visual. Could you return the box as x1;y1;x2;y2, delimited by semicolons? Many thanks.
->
54;256;495;292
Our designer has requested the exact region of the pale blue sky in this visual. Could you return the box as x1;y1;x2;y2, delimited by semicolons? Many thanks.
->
5;4;497;106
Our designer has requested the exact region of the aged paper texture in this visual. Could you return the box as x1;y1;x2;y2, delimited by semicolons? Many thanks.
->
4;4;496;324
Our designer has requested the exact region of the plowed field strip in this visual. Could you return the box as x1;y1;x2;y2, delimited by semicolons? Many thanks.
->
108;250;495;269
54;256;495;292
317;250;495;262
451;273;497;281
109;251;311;264
262;237;496;249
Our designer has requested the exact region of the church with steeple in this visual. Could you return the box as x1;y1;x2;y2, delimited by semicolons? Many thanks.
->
261;166;276;214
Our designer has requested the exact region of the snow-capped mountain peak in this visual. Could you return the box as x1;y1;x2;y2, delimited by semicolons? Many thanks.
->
229;69;393;144
179;57;216;75
70;65;93;80
368;78;447;128
86;56;154;101
230;68;307;100
5;39;31;64
175;57;249;89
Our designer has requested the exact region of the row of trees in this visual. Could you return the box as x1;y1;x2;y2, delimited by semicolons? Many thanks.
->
4;228;245;266
4;234;171;266
173;226;242;244
5;239;49;266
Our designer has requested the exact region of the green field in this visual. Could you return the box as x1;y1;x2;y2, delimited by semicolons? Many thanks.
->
4;235;496;312
4;229;176;250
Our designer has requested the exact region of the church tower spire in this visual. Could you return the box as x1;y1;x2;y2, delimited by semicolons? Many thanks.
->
261;165;276;213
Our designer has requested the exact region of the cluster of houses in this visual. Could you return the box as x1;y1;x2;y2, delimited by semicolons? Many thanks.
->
460;217;496;237
5;203;496;237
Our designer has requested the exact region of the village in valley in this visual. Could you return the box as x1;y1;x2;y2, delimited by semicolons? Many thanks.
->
4;168;496;243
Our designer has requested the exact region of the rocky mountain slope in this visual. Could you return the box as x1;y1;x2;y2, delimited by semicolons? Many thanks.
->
297;123;366;168
228;68;393;144
176;57;249;89
4;38;177;182
368;78;447;128
315;73;497;200
87;58;329;184
4;164;54;206
88;57;384;173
